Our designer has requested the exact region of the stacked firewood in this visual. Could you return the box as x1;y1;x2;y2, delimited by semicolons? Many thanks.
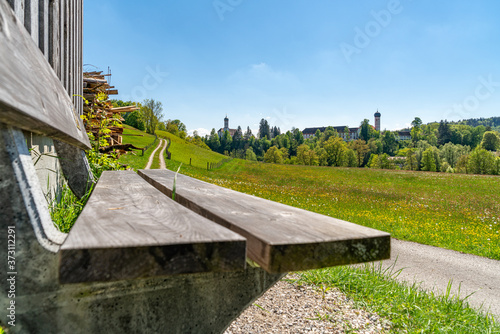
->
83;71;117;100
82;71;140;155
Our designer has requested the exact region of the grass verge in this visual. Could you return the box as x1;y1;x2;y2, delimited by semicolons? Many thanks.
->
150;139;163;169
299;264;500;333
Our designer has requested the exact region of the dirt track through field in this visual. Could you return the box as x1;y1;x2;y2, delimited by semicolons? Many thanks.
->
144;139;165;169
380;239;500;320
158;139;167;169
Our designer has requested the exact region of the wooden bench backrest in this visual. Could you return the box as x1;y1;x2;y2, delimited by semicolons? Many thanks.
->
0;0;89;148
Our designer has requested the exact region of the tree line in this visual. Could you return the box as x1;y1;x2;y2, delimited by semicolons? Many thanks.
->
204;117;500;176
109;100;500;176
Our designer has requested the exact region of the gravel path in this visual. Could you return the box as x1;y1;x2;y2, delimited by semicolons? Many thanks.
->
382;238;500;320
158;139;167;169
224;274;390;333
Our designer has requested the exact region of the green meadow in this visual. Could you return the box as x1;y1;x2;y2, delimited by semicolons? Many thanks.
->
119;127;227;170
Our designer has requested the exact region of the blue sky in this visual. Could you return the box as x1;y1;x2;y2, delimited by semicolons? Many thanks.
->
84;0;500;136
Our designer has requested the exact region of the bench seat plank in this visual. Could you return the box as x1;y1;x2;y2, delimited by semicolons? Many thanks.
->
59;171;246;283
0;1;90;149
139;169;391;273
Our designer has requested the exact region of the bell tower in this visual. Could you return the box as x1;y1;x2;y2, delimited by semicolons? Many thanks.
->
224;115;229;132
374;110;381;132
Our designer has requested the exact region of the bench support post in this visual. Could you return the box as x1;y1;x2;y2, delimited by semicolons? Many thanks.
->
0;124;67;252
53;140;95;199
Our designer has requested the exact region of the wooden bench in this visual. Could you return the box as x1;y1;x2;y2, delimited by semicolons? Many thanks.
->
0;1;390;333
139;169;389;273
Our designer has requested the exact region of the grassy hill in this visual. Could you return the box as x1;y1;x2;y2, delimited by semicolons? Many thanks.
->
117;125;158;170
118;126;228;170
165;159;500;261
156;129;228;169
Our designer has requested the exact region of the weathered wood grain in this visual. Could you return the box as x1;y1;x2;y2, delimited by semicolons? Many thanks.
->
48;0;60;75
39;0;49;57
139;169;391;273
0;0;89;149
60;171;246;283
24;0;38;44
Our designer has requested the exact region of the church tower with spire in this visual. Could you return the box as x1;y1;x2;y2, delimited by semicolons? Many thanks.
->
218;115;237;137
374;110;381;132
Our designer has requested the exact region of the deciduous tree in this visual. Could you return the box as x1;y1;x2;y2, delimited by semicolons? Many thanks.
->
480;131;500;151
323;136;346;166
421;148;437;171
404;148;418;170
264;146;283;164
142;99;163;134
351;139;369;167
245;147;257;161
467;148;496;175
382;131;398;155
343;149;358;167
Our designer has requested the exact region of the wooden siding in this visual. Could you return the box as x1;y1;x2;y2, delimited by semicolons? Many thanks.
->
7;0;83;114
